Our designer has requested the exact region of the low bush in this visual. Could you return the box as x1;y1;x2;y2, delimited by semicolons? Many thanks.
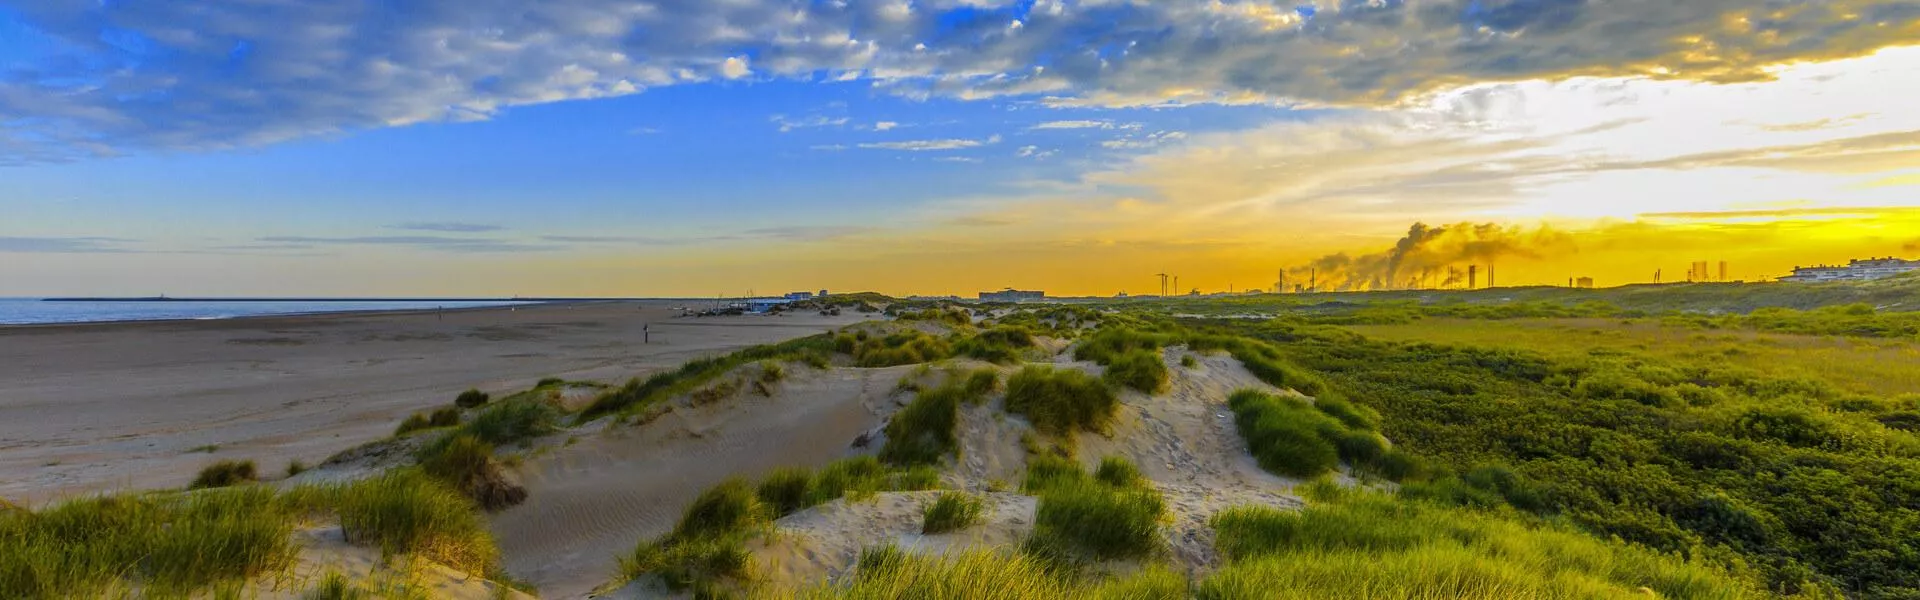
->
190;460;259;489
457;399;559;447
757;468;817;517
286;460;309;478
1094;456;1145;489
1027;478;1165;562
334;469;500;576
1228;390;1343;478
1204;491;1761;600
428;407;461;427
921;492;986;534
393;413;433;436
1102;348;1168;393
881;382;968;466
454;389;490;409
954;325;1037;363
1005;366;1118;435
0;486;296;598
621;479;770;592
417;434;526;511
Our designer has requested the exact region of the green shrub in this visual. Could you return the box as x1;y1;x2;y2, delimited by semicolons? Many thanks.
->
1022;454;1087;494
760;360;786;382
458;399;559;447
954;325;1037;363
881;382;966;466
0;486;298;598
302;571;369;600
1094;455;1145;489
757;468;817;517
808;456;942;504
1181;355;1199;368
418;434;526;511
963;369;1000;398
1228;390;1347;478
1027;478;1165;562
1005;366;1118;435
427;407;461;428
455;389;490;409
578;335;837;421
394;413;433;436
286;460;309;478
621;479;770;591
1103;348;1169;393
190;460;259;489
334;469;500;576
922;492;986;534
1204;492;1761;600
795;548;1075;599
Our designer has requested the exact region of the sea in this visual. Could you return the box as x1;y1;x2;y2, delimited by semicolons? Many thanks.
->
0;298;535;326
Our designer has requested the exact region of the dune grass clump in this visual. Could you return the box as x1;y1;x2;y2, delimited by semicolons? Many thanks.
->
880;382;967;466
190;459;259;489
579;335;837;422
1073;327;1174;364
1228;389;1403;479
795;547;1077;599
0;486;296;599
1022;456;1165;564
458;399;560;446
756;468;817;517
1102;348;1169;393
418;434;527;511
1005;366;1119;435
921;492;986;534
398;407;463;436
455;389;491;409
394;413;434;436
1203;491;1761;600
621;479;770;593
302;571;369;600
954;325;1038;363
852;330;953;367
334;469;500;576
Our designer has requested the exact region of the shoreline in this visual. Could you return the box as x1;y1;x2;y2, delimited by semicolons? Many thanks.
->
0;300;571;331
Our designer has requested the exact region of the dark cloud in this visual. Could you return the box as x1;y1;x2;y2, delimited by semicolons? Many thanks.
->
0;236;138;253
389;222;503;233
2;0;1916;161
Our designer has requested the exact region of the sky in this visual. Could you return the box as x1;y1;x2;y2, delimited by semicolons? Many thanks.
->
2;0;1918;297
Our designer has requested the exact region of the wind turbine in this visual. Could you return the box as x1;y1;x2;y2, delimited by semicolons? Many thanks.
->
1154;273;1169;297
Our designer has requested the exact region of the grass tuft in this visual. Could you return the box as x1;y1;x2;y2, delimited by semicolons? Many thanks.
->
190;459;259;489
1005;366;1118;435
921;492;985;534
0;486;296;598
418;434;526;511
455;389;491;409
334;469;500;577
1023;456;1164;564
1102;348;1169;393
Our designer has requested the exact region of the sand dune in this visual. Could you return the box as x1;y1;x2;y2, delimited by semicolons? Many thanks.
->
490;364;917;598
0;302;858;505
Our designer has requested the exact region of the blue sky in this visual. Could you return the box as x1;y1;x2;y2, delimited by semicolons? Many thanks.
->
3;1;1918;295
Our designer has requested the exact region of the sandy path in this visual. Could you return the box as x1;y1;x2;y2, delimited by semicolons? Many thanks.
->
491;365;911;599
0;302;859;505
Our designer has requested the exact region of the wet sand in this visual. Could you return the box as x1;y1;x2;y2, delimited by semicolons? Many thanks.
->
0;301;859;505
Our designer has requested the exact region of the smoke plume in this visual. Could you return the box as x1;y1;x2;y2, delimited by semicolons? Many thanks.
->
1288;222;1575;291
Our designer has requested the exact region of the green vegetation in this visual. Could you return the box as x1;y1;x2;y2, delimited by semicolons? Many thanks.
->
445;398;559;448
455;389;491;409
190;459;259;489
580;334;836;422
1004;366;1118;435
1101;348;1168;393
286;459;309;477
621;479;770;594
396;407;463;436
1180;354;1198;368
1219;315;1920;596
920;492;985;534
1023;456;1164;564
755;467;817;517
953;325;1038;363
1205;486;1760;600
794;547;1076;599
1227;390;1405;480
0;486;296;598
1093;455;1144;488
302;571;369;600
333;469;501;577
880;371;1000;466
848;329;953;367
417;434;526;510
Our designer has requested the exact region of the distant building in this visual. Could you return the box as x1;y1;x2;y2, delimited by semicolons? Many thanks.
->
819;289;830;297
979;289;1045;302
1575;277;1594;289
742;298;794;313
784;291;815;300
1780;257;1920;282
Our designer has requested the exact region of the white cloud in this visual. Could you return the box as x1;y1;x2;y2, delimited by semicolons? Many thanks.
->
772;115;851;132
874;121;900;131
2;0;1917;160
1031;120;1112;130
858;137;996;151
721;56;752;79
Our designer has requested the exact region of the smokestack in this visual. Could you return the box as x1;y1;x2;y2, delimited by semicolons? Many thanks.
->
1469;265;1478;290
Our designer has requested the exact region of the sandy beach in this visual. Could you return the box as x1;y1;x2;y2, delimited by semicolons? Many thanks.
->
0;301;860;505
